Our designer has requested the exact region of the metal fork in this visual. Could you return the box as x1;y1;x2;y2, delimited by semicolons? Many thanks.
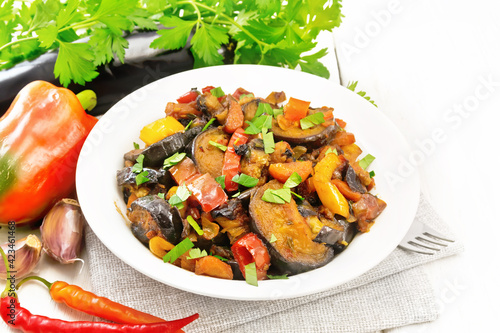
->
398;221;455;255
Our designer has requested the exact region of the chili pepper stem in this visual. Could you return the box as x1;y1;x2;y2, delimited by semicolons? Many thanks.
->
16;276;53;290
76;90;97;112
0;247;15;298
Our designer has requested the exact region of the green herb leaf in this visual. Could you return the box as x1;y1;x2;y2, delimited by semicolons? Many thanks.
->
261;187;291;204
325;147;338;156
244;114;273;135
157;193;165;199
163;238;194;263
232;173;259;188
209;140;227;152
187;215;204;236
272;107;284;118
186;248;207;260
184;119;193;131
346;81;378;107
210;86;225;98
269;234;277;243
215;175;226;189
267;274;289;280
168;183;191;209
54;41;99;87
163;152;186;168
359;154;376;170
255;102;273;117
150;16;195;51
132;154;145;173
190;24;229;66
369;170;376;178
212;255;228;262
133;142;140;149
239;93;255;100
244;262;258;287
300;112;325;130
203;118;216;131
283;172;302;189
135;170;150;185
232;191;241;198
262;128;275;154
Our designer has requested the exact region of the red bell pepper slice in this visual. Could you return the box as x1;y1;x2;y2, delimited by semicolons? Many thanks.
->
222;128;249;191
169;157;227;212
176;89;200;104
231;233;271;280
284;97;311;122
201;86;216;94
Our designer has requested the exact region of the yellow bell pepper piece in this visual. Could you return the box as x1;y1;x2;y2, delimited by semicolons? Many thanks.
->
140;116;184;146
313;152;350;217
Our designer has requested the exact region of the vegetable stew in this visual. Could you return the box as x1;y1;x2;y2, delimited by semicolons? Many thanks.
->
117;86;386;285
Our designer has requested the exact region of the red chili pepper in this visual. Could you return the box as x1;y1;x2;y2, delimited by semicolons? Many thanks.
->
0;81;97;225
0;249;199;332
231;233;271;280
222;128;249;191
176;89;200;104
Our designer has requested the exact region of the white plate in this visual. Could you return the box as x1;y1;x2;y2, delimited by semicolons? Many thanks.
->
76;64;419;300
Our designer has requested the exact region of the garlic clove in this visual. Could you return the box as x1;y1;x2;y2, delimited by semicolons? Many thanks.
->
0;234;42;279
40;198;85;264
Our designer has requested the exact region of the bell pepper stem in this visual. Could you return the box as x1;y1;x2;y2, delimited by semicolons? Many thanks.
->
76;90;97;112
16;276;53;290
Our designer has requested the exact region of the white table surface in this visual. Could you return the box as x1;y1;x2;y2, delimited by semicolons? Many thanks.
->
2;0;500;331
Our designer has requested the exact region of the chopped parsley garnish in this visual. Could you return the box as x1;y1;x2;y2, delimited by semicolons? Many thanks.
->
325;147;338;156
369;170;376;178
267;274;289;280
202;118;216;131
209;140;227;152
300;112;325;130
269;234;277;243
215;175;226;189
163;238;194;263
244;262;258;287
184;120;193;131
168;184;191;209
283;172;302;189
359;154;376;170
186;248;207;260
212;255;228;261
133;142;140;149
239;94;254;100
210;87;225;98
272;108;284;118
232;191;241;198
187;215;204;236
244;114;273;135
291;191;304;200
135;171;150;185
157;193;165;199
262;128;275;154
232;173;259;188
261;187;291;204
132;154;145;173
255;102;273;117
163;152;186;169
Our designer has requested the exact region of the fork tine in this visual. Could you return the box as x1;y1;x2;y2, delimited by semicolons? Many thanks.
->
423;232;455;243
408;240;441;252
398;243;434;255
415;236;448;247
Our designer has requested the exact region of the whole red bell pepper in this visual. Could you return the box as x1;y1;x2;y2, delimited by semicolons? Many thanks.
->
0;81;97;225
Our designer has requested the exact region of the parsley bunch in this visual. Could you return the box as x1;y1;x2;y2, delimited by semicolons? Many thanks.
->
0;0;343;87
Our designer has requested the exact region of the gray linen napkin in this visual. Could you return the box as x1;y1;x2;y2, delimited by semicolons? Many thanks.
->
85;195;463;333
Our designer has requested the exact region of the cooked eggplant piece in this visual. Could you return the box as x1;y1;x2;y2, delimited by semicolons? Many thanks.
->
242;98;266;123
271;122;338;149
249;180;335;275
211;198;243;220
196;93;224;118
352;194;387;232
314;226;343;246
265;91;286;105
124;148;145;163
211;199;251;244
240;139;270;186
140;127;202;167
190;127;230;179
345;164;366;194
227;259;245;280
117;167;168;186
127;195;183;245
297;200;318;218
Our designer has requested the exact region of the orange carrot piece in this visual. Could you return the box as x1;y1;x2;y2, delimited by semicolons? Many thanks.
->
194;256;233;280
331;179;362;202
269;161;313;184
